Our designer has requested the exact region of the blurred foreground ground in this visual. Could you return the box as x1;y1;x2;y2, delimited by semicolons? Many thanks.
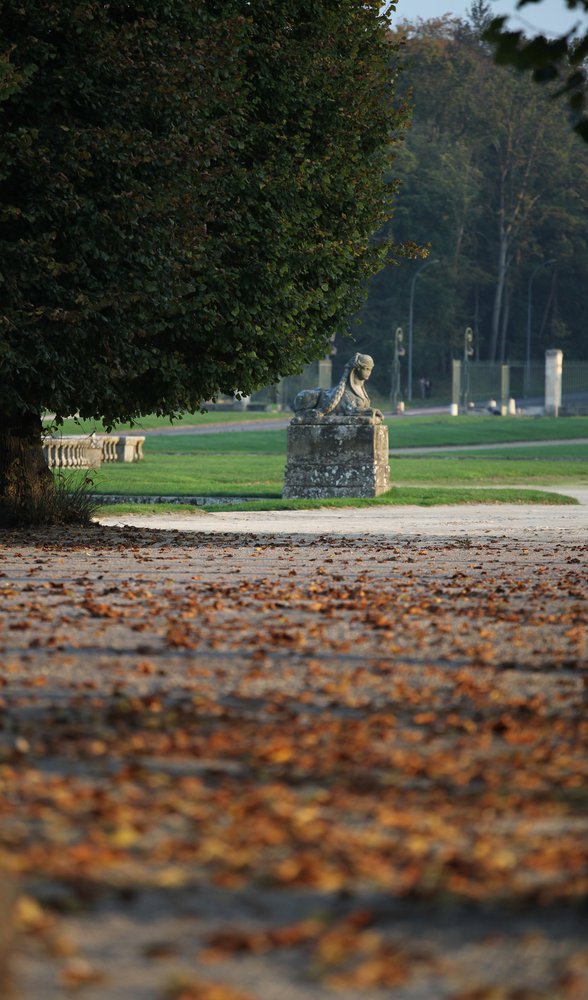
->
0;508;586;999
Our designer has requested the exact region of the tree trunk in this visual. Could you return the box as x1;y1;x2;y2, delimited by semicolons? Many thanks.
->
490;240;508;362
490;179;510;363
537;269;557;348
499;281;511;363
0;411;54;524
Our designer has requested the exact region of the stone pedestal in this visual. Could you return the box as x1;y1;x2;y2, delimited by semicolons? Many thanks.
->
282;415;391;499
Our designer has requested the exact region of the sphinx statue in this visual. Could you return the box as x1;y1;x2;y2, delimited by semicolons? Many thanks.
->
292;353;383;420
283;352;390;497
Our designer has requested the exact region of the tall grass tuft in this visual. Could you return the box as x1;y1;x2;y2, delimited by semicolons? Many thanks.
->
0;472;101;528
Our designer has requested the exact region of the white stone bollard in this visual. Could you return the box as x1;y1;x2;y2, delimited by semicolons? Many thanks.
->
545;349;563;416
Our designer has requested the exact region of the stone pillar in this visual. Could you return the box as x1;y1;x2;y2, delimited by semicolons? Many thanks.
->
282;415;390;499
545;349;563;417
116;435;145;462
451;360;461;413
500;364;510;416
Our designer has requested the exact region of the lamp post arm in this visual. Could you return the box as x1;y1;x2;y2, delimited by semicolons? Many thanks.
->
407;259;439;403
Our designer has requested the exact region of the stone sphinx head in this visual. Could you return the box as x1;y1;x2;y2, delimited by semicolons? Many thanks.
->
292;352;380;419
349;353;374;386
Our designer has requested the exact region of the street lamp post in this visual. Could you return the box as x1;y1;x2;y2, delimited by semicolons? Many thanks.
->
407;259;439;402
391;326;405;410
525;259;556;397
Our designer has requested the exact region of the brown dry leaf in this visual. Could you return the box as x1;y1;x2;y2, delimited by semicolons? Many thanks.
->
14;895;55;933
59;957;107;988
163;975;257;1000
165;624;197;649
81;598;122;619
202;917;325;963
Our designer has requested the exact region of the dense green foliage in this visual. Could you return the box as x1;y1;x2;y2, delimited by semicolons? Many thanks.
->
0;0;405;426
351;7;588;400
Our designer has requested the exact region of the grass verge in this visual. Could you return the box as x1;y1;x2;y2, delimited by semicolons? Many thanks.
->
96;487;578;517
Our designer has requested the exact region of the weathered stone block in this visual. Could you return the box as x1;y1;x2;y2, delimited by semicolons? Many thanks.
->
282;415;390;498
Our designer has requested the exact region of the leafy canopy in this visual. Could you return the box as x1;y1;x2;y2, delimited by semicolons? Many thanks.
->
0;0;406;425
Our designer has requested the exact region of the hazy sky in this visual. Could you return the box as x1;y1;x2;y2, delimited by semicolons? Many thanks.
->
388;0;586;37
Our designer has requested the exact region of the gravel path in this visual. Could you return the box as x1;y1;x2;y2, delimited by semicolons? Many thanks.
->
1;519;586;1000
97;487;588;540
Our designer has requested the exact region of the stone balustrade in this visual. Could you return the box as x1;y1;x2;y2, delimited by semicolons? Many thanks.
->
100;436;119;463
43;438;102;470
43;434;145;469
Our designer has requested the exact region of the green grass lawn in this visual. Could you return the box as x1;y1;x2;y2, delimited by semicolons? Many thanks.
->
46;412;588;447
56;413;587;511
386;414;588;448
81;448;587;500
111;424;588;460
86;453;282;496
145;429;287;454
390;455;587;484
144;436;588;464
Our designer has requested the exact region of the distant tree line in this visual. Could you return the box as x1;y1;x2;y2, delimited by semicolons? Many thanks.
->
349;5;588;400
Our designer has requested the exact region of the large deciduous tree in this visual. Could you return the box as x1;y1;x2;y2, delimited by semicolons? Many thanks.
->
0;0;406;521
